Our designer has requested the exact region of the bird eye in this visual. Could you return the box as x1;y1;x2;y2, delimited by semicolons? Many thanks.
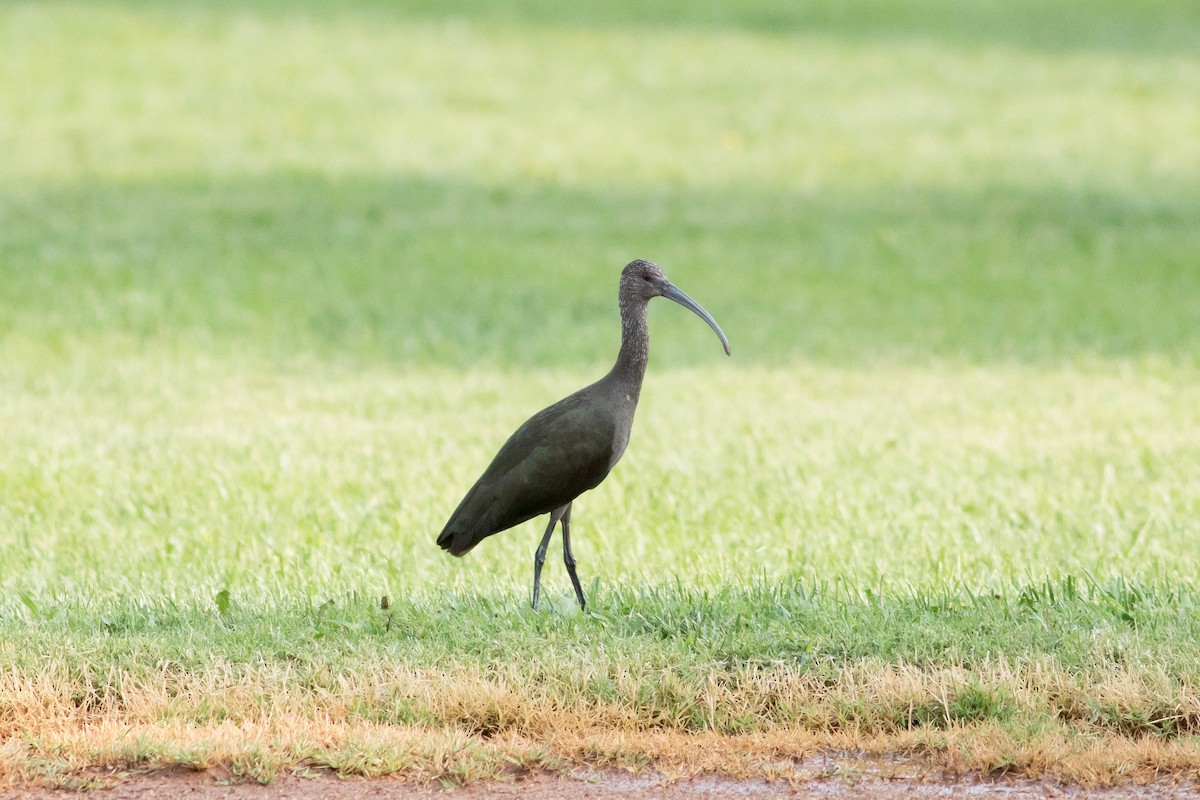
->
642;275;652;283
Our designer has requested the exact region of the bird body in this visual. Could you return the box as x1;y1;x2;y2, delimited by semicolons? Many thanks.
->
437;260;730;609
436;381;627;557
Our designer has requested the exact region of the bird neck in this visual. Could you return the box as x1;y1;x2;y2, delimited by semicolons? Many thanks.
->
610;295;650;391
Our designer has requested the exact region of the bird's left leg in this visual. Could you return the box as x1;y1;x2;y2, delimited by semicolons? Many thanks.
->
532;505;567;612
561;503;587;610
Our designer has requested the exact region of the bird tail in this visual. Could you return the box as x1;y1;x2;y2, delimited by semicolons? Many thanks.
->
436;526;482;557
436;483;495;557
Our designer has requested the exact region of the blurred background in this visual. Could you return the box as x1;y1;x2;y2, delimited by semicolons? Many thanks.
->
1;0;1199;602
3;0;1197;370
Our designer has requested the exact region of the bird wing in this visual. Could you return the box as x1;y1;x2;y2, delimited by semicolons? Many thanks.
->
437;394;617;556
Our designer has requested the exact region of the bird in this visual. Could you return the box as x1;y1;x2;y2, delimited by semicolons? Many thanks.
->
436;259;731;611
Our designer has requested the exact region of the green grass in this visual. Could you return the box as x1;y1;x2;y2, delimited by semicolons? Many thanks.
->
3;362;1199;601
2;0;1200;784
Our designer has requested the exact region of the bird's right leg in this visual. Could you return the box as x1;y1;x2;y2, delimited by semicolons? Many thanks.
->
560;503;586;610
532;505;568;612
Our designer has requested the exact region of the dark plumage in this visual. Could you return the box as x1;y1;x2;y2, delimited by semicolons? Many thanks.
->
436;260;730;610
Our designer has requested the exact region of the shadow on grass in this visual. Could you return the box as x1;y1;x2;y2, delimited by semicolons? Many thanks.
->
2;171;1198;368
95;0;1200;57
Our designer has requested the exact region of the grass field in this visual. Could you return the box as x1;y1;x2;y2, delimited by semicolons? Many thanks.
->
2;0;1200;788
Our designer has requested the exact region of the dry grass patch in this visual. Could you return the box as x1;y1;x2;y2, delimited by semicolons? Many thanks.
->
5;721;1200;790
2;659;1199;787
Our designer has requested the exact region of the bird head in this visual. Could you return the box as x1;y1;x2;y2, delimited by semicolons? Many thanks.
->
621;259;731;356
621;259;670;299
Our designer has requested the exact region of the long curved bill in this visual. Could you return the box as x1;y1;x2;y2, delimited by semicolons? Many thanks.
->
662;283;732;356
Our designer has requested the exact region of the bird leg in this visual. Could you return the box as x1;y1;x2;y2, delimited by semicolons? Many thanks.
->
532;505;567;612
561;503;587;610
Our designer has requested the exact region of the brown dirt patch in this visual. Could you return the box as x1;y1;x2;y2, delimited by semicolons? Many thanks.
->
2;768;1199;800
